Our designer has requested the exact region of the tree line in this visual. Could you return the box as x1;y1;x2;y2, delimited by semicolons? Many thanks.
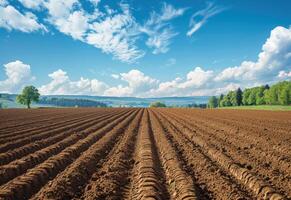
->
208;81;291;108
39;97;107;108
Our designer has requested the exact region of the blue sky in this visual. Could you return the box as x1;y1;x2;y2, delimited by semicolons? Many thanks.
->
0;0;290;97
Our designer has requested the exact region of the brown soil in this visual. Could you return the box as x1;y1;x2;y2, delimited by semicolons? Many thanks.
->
0;108;290;200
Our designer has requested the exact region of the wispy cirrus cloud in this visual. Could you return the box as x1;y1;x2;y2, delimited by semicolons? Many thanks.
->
1;1;187;62
141;3;186;54
86;4;144;63
187;2;225;36
18;0;144;63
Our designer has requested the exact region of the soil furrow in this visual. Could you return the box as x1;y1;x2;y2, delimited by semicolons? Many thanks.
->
80;109;143;200
0;111;99;141
153;109;253;199
0;109;127;166
0;109;92;133
149;109;198;200
158;109;286;199
0;108;289;200
125;109;170;200
0;109;131;185
0;110;125;153
31;109;140;200
0;109;136;199
161;109;291;197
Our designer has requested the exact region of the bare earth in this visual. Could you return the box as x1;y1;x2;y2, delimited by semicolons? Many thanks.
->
0;108;290;200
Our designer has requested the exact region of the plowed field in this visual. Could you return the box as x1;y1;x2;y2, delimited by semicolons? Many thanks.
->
0;108;290;200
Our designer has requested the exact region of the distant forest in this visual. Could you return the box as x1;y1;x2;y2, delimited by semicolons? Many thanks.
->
39;97;107;108
208;80;291;108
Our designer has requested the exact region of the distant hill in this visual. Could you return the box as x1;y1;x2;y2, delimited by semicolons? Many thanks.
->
0;94;209;108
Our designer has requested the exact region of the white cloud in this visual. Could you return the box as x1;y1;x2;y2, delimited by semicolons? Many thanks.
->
0;60;35;93
86;5;144;63
187;2;225;36
53;10;89;40
44;0;78;19
160;3;187;21
111;74;119;79
9;1;184;62
42;0;89;41
149;77;182;97
34;1;143;63
39;69;108;95
215;26;291;83
0;0;7;6
166;58;176;66
18;0;44;10
148;67;214;97
145;28;177;54
0;4;46;32
278;70;291;79
89;0;101;7
141;3;186;54
180;67;214;88
104;69;159;96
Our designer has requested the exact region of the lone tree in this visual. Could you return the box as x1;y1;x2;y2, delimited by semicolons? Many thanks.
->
17;86;40;108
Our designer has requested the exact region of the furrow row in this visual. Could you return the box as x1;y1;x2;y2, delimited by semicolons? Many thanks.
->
0;110;99;141
0;109;91;133
153;109;252;199
0;109;131;185
126;110;170;200
158;109;285;199
0;109;136;199
32;109;140;200
161;109;291;196
0;109;127;166
149;110;198;200
0;110;123;153
80;109;143;200
180;110;291;155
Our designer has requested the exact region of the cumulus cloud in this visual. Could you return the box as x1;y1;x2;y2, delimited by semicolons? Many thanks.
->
187;2;225;36
215;26;291;84
148;67;214;97
0;4;46;32
111;74;119;79
39;69;108;95
180;67;214;88
0;60;35;93
104;69;159;96
278;70;291;79
141;3;186;54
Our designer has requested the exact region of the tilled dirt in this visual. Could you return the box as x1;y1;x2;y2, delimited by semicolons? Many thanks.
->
0;108;290;200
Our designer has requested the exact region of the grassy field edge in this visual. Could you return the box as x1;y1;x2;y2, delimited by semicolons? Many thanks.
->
217;105;291;111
